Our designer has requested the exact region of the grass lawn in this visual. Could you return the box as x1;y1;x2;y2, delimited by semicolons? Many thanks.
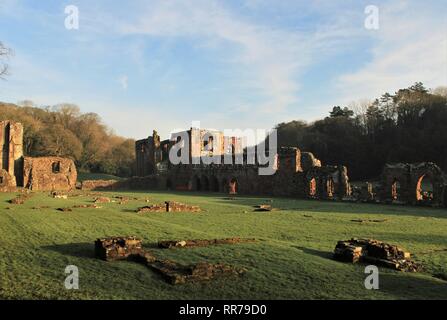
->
0;190;446;300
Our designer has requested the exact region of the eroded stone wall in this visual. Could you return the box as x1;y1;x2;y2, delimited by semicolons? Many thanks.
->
378;162;446;206
0;169;17;192
23;156;77;191
0;120;23;185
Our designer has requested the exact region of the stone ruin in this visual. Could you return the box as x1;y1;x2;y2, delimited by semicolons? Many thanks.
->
158;237;256;249
0;168;17;192
137;201;201;213
8;192;32;205
149;260;245;285
334;238;422;272
351;162;447;207
0;121;77;192
130;129;352;200
94;237;246;285
95;236;143;261
379;162;446;207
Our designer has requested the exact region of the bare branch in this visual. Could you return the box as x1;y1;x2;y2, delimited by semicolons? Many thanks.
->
0;41;13;79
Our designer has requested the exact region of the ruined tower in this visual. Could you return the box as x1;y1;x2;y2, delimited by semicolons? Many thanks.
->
0;120;24;185
135;130;164;176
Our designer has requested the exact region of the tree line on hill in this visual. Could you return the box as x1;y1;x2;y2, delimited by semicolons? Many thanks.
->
2;82;447;181
274;83;447;180
0;102;136;177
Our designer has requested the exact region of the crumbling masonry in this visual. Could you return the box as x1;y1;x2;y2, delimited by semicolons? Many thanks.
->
0;120;77;192
133;128;351;200
133;128;447;207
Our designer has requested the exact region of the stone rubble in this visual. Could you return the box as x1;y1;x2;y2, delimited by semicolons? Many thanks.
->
51;191;68;199
95;236;143;261
334;238;422;272
73;204;102;209
137;201;201;213
94;197;111;204
254;204;273;212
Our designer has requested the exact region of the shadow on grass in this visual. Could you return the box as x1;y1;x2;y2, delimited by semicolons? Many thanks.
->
293;246;333;260
122;209;138;213
212;196;447;219
43;242;95;259
378;273;447;299
43;242;161;257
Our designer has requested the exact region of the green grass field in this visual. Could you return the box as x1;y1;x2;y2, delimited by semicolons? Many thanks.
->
0;190;446;300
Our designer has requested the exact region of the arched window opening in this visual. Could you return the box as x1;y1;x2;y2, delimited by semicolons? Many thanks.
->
210;176;219;192
202;176;210;191
416;174;433;203
194;176;201;191
309;178;317;197
326;177;335;197
391;179;401;201
229;178;238;194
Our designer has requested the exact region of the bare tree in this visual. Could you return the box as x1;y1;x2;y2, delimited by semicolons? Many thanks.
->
0;41;12;79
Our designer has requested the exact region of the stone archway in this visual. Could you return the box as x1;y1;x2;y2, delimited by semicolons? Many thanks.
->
250;182;258;195
416;174;433;203
229;178;238;194
309;177;317;197
166;178;173;190
210;176;219;192
221;178;229;193
193;175;201;191
391;179;401;201
326;176;335;198
201;176;210;191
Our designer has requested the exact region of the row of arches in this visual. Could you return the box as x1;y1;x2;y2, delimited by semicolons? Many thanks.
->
192;175;239;194
307;176;336;199
167;175;240;194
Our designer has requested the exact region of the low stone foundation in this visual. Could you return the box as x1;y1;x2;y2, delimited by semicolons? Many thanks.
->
94;236;245;284
148;260;245;285
137;201;201;213
158;237;256;249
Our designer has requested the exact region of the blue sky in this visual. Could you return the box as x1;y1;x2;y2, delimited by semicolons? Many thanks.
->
0;0;446;139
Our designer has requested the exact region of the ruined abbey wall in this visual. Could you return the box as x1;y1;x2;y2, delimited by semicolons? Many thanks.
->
23;156;77;191
0;120;77;192
0;120;23;186
134;129;352;200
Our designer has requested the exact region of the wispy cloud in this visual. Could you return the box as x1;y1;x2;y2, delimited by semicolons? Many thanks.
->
116;0;359;115
337;0;447;101
119;75;128;90
1;0;445;139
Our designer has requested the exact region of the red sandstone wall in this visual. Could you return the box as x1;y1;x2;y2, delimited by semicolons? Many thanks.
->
23;156;77;191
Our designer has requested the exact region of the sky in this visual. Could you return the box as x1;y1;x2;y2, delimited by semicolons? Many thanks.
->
0;0;446;139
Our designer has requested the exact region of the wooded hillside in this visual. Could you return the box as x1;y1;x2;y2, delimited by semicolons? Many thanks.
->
0;102;135;177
